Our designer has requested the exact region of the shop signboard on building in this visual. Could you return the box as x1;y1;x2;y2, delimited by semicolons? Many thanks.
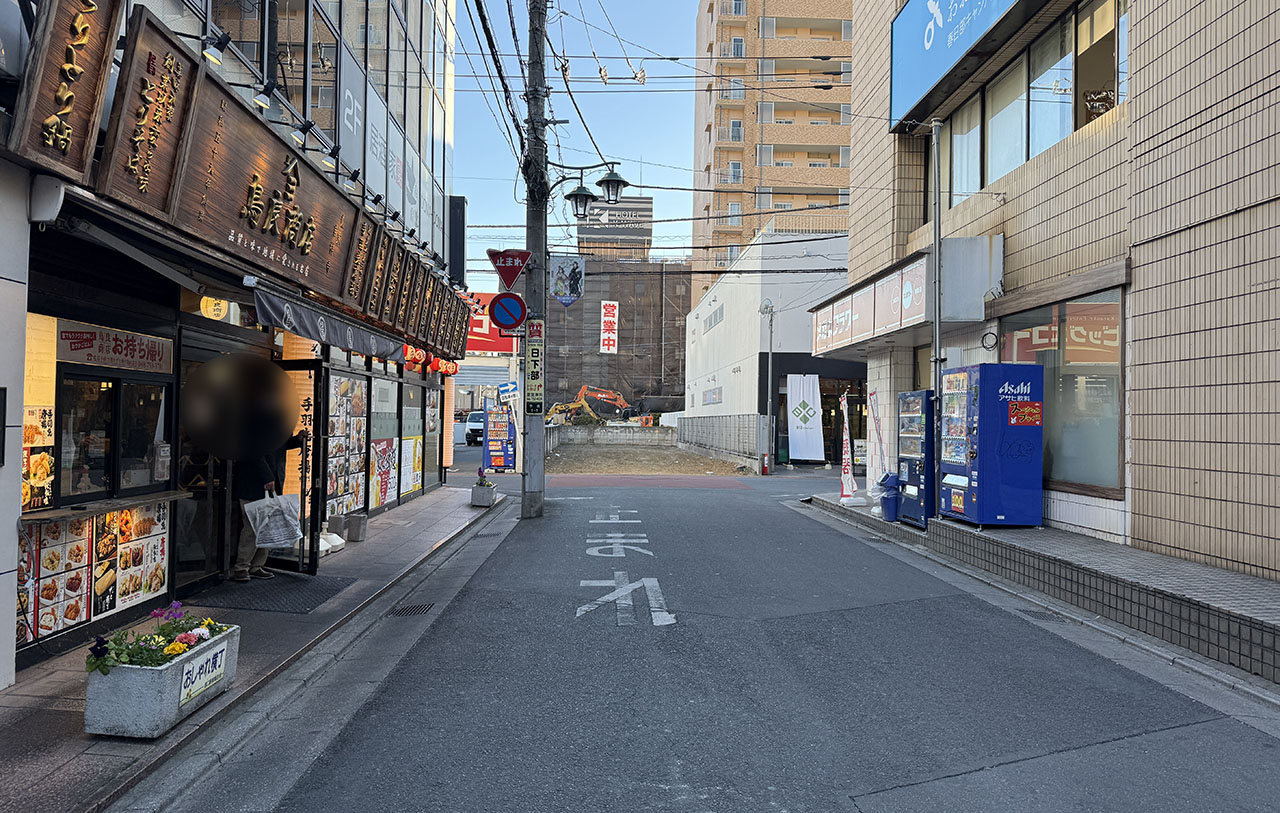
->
599;300;619;354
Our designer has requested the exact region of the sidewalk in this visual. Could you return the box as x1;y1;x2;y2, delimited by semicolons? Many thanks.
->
0;486;502;813
810;494;1280;688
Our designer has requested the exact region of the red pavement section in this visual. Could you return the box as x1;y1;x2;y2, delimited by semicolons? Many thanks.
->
548;474;751;489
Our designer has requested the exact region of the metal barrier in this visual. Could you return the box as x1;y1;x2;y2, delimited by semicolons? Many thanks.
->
676;414;771;460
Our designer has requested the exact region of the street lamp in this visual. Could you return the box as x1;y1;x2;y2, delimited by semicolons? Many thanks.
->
759;298;775;475
564;180;598;219
550;161;630;220
595;169;629;204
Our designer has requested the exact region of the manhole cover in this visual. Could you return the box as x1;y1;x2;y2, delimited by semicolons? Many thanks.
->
1020;609;1066;623
388;602;436;618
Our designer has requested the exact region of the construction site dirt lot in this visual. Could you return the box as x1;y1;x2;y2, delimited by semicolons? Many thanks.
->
546;444;747;475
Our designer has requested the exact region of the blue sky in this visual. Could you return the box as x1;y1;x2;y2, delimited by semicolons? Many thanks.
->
452;0;697;290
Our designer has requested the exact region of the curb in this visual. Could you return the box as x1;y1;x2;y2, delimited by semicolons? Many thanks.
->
801;497;1280;714
85;494;510;813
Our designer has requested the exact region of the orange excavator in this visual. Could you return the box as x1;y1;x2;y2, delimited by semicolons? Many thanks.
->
547;385;632;424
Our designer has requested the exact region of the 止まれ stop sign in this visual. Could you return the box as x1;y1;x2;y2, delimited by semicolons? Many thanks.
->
486;249;532;290
488;292;527;330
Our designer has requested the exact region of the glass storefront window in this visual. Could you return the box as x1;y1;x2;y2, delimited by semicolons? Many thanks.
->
119;383;168;490
312;15;340;144
369;378;399;509
1000;288;1123;491
1077;0;1117;125
60;378;114;498
390;14;407;128
423;387;441;487
341;0;365;60
985;54;1027;184
1030;17;1074;158
950;94;982;207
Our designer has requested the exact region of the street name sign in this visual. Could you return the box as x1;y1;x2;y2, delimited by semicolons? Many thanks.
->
497;381;519;403
525;318;545;415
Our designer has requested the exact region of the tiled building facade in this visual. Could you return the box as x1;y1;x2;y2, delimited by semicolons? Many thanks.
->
820;0;1279;579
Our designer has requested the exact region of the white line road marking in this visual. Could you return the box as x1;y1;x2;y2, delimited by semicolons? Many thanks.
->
545;497;595;501
586;533;653;557
590;508;641;523
577;571;676;626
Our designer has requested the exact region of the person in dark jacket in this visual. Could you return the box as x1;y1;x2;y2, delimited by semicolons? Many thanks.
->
231;430;308;581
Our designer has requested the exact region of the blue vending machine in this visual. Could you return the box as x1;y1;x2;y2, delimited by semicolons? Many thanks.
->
939;364;1044;526
896;390;934;529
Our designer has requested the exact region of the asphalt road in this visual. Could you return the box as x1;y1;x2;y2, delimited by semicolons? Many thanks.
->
128;476;1280;812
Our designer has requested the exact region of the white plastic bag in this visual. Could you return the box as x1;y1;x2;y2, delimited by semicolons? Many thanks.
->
243;492;302;549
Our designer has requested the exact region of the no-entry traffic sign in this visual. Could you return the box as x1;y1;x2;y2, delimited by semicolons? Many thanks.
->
486;249;532;290
489;292;528;330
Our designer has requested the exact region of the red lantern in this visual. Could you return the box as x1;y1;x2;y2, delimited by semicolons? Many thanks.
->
429;358;441;372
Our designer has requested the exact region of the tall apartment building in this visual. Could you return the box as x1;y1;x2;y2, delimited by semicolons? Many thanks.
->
692;0;854;303
814;0;1279;585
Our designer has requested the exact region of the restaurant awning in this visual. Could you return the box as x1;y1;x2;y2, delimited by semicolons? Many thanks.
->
253;289;407;362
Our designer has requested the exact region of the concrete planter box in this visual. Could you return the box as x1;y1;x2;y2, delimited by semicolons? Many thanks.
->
84;626;240;739
471;484;498;507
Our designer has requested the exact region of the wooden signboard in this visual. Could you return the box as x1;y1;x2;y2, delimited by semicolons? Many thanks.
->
396;258;420;334
425;275;446;353
174;78;356;300
363;228;392;318
405;259;427;337
453;294;471;358
378;242;406;326
96;8;202;220
446;294;464;358
10;0;127;182
417;272;438;341
343;213;377;310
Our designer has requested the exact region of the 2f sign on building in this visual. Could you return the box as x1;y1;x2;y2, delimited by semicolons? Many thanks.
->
600;300;619;354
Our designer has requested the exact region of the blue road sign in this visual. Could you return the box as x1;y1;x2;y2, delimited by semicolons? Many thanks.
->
497;381;519;402
489;293;527;330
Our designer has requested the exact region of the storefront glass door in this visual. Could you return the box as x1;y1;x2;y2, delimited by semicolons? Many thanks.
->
174;353;230;593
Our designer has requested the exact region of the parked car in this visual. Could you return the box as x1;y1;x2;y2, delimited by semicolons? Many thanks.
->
465;411;485;445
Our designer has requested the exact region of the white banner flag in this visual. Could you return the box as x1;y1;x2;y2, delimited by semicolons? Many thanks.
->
600;300;619;354
786;374;824;461
840;393;857;497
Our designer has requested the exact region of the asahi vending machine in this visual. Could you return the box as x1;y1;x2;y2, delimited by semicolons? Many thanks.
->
939;364;1044;526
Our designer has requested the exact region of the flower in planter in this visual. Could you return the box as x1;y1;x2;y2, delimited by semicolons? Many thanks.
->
475;466;495;488
86;602;232;676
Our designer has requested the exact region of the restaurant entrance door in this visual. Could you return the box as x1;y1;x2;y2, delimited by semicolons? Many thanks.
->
173;343;233;595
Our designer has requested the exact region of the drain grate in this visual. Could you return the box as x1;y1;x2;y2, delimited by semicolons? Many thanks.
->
388;602;435;618
1020;609;1067;623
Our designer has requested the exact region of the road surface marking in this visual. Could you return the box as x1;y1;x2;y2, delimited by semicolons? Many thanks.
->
578;571;676;626
586;533;652;557
590;508;641;523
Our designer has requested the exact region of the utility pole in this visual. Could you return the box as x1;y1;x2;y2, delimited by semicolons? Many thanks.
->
521;0;549;519
760;299;775;474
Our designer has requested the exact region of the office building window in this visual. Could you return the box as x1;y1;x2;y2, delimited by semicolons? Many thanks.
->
270;0;307;113
1000;288;1123;492
390;14;407;128
1029;17;1074;158
984;54;1027;184
311;16;339;143
342;0;365;60
212;0;261;69
1077;0;1117;124
950;94;981;207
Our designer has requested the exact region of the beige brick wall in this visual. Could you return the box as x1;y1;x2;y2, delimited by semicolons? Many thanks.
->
1126;0;1280;579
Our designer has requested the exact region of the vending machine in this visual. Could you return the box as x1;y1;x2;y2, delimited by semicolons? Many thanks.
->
896;390;934;529
939;364;1044;526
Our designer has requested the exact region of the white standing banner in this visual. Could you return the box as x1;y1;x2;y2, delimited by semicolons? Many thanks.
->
600;300;619;354
840;393;857;498
786;374;825;461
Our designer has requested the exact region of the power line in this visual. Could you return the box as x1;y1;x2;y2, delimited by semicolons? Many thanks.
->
546;35;608;164
457;3;521;163
504;0;527;88
468;0;527;154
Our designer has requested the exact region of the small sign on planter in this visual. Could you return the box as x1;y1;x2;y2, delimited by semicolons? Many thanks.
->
180;639;230;706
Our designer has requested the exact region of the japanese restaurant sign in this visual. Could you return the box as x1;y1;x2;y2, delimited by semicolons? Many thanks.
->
96;8;201;220
174;79;356;302
56;319;173;374
343;214;377;310
899;258;928;328
9;0;126;182
851;286;875;343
